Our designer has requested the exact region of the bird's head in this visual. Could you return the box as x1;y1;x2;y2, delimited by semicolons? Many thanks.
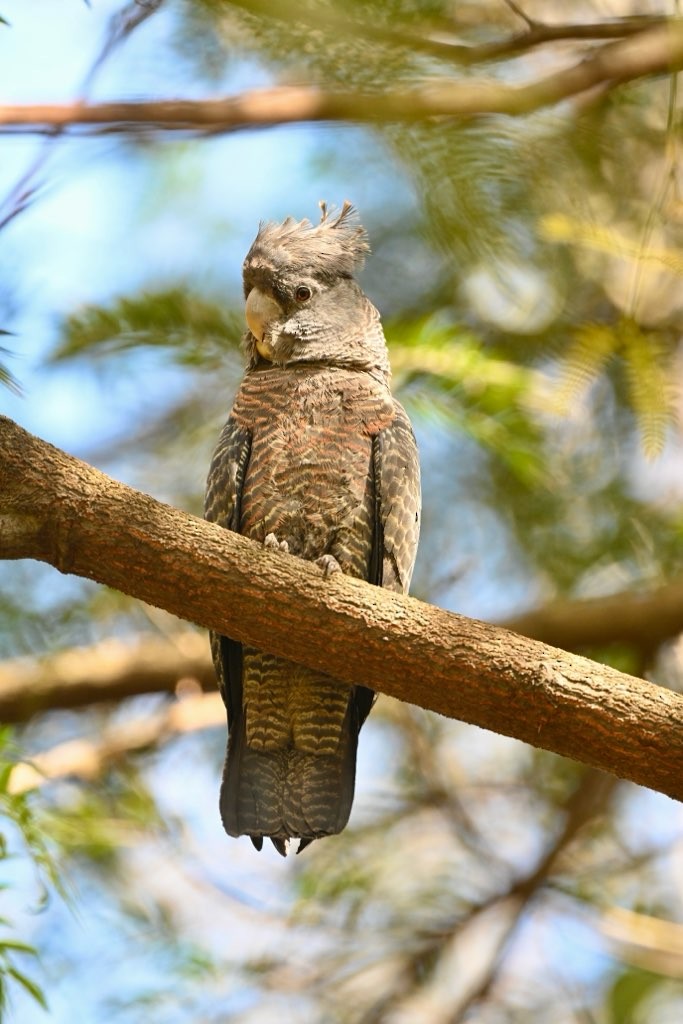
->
241;202;390;376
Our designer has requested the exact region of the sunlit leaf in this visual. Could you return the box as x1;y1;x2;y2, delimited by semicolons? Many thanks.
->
606;966;663;1024
6;966;48;1011
621;320;674;458
554;322;619;413
540;213;683;275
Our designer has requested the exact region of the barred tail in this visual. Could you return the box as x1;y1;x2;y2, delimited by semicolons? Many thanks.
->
219;685;373;855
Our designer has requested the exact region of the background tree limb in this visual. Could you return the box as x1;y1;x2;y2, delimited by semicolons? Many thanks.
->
7;690;222;795
223;2;668;66
1;414;683;801
0;633;216;723
0;20;682;135
502;583;683;654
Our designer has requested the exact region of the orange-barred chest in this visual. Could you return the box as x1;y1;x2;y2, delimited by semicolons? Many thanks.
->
233;366;393;569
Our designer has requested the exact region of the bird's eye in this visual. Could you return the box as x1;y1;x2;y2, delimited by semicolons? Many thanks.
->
295;285;311;302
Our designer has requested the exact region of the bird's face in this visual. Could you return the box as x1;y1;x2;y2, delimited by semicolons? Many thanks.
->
242;267;327;363
241;205;390;376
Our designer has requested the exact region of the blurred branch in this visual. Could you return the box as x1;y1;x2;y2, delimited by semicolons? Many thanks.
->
225;1;667;66
1;20;682;134
501;580;683;655
600;905;683;977
2;414;683;801
370;767;617;1022
1;578;681;722
503;0;535;30
80;0;165;94
0;632;216;723
445;769;618;1022
8;691;223;795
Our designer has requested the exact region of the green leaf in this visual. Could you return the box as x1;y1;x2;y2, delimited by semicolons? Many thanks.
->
0;345;21;395
0;939;39;956
621;320;673;459
387;315;548;484
554;322;618;413
54;287;242;368
606;966;663;1024
6;966;48;1011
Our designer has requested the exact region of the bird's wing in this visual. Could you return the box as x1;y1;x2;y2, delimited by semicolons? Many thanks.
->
373;400;421;595
205;415;252;533
350;399;420;737
204;416;252;718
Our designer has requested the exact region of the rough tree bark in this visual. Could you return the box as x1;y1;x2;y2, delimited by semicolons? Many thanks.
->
2;579;682;723
1;414;683;801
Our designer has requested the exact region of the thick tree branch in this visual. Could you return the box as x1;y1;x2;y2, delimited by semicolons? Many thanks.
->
1;414;683;802
2;573;682;723
0;21;681;135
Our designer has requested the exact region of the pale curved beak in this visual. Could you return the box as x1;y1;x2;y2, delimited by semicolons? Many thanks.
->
245;287;281;360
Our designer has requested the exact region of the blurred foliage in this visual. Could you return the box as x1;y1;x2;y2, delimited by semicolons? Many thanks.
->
387;314;548;487
2;0;683;1022
55;288;243;369
0;730;57;1017
0;344;20;397
0;721;204;1022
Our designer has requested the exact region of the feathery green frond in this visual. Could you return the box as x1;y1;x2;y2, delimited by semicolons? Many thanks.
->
554;323;619;413
0;345;21;395
55;288;243;368
388;316;548;484
540;213;683;275
621;320;674;459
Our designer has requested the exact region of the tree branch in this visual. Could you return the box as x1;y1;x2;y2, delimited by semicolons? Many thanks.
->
0;21;681;135
2;573;682;723
0;633;217;723
502;583;683;654
225;0;667;67
8;691;223;795
2;414;683;801
0;0;165;232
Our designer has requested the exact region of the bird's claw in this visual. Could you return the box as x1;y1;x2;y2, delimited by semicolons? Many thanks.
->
316;554;342;577
264;532;289;554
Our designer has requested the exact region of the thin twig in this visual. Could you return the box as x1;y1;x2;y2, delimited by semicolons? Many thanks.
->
502;0;537;30
0;0;165;232
443;770;619;1022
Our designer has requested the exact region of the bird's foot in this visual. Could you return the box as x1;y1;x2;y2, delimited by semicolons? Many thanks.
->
316;553;342;577
264;532;289;554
